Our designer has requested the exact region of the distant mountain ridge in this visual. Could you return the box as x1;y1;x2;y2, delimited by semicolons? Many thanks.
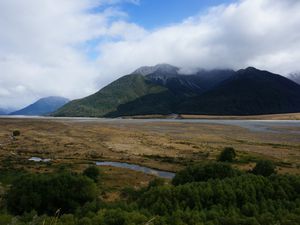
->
11;96;69;116
53;65;300;117
0;108;14;115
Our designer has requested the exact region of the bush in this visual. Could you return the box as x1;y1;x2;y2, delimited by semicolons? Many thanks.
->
218;147;236;162
12;130;20;137
101;209;148;225
251;160;276;177
6;172;97;215
0;214;13;225
148;178;165;189
83;166;101;182
172;162;240;185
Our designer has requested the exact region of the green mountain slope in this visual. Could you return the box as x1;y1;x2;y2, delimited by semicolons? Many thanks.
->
106;90;180;117
53;74;170;117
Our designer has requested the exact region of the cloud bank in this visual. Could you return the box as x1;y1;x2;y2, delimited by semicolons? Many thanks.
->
0;0;300;108
96;0;300;79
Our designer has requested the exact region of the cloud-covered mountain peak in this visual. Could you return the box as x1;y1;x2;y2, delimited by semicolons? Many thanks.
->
288;72;300;85
132;64;179;76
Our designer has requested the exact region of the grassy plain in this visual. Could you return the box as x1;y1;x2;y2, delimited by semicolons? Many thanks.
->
0;117;299;199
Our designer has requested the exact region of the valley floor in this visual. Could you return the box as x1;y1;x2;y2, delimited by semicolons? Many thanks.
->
0;118;299;189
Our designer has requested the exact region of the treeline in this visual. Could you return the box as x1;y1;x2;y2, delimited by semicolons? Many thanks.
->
0;162;299;225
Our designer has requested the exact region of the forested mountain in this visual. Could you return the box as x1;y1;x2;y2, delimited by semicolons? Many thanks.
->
178;67;300;115
53;74;171;117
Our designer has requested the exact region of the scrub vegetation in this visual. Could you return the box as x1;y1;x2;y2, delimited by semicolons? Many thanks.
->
0;163;299;225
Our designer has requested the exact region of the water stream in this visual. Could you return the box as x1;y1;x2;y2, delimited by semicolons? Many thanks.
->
96;161;175;179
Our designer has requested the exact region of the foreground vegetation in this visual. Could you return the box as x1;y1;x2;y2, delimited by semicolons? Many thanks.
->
0;161;299;225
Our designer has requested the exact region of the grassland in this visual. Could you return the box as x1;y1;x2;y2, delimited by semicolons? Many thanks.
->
0;117;299;199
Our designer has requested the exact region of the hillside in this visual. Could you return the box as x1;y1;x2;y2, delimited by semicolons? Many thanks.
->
178;67;300;115
54;74;172;117
10;96;69;116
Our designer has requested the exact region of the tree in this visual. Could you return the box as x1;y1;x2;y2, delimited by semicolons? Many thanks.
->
83;166;101;182
148;178;165;189
251;160;276;176
172;162;240;185
11;130;21;141
218;147;236;162
6;172;97;215
12;130;20;137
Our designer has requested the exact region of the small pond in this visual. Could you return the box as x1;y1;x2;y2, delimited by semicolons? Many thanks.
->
29;157;51;162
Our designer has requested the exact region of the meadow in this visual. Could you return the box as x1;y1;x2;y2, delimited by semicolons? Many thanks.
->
0;117;299;174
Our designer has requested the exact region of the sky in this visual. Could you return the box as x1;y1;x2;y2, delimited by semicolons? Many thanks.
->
0;0;300;109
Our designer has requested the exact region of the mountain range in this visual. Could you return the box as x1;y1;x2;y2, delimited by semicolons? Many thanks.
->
10;96;69;116
53;64;300;117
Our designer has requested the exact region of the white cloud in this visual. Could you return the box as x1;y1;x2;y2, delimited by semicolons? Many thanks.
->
96;0;300;83
0;0;300;108
0;0;133;108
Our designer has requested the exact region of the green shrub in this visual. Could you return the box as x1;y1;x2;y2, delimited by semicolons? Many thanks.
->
172;162;240;185
83;166;101;182
6;172;97;215
252;160;276;176
78;217;92;225
218;147;236;162
101;209;148;225
148;178;165;189
12;130;20;137
59;214;76;225
0;214;13;225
